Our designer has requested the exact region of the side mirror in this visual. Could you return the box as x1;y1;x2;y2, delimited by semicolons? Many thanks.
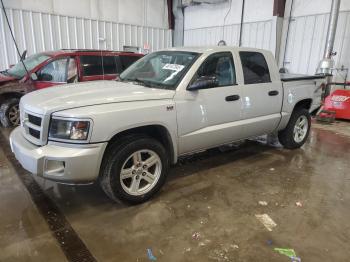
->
21;50;27;61
30;72;38;81
279;67;288;74
38;73;53;82
188;76;219;91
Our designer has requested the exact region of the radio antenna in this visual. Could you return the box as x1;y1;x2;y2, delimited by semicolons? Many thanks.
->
0;0;29;76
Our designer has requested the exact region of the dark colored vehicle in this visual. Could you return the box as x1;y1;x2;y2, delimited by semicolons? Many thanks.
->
0;49;143;127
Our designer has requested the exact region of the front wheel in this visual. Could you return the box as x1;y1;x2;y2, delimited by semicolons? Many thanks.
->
278;108;311;149
0;98;20;127
99;135;169;204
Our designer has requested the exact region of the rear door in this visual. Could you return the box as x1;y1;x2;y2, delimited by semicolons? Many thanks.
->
79;55;104;81
102;55;118;80
238;51;282;137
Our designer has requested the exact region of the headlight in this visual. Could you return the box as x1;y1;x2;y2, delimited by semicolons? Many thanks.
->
49;118;91;142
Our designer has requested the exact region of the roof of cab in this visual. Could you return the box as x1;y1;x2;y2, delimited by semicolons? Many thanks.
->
40;49;143;57
163;46;271;54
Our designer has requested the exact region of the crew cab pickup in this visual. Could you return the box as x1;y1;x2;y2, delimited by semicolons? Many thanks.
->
10;47;325;204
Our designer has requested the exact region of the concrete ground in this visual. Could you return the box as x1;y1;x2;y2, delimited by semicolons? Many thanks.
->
0;120;349;262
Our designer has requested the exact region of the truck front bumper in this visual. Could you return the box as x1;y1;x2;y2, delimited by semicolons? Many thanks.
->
9;127;107;184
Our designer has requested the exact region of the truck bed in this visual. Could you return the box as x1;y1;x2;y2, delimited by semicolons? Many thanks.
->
280;73;325;82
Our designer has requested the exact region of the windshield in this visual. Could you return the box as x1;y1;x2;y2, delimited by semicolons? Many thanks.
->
119;51;200;90
7;53;50;79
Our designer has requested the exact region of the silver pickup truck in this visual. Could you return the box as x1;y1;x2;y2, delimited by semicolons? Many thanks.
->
10;46;324;203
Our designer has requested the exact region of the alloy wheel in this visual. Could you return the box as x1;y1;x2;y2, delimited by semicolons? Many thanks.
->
293;115;308;143
8;104;20;126
120;149;162;196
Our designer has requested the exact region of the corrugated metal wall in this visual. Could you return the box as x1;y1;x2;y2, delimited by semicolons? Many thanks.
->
0;8;172;70
283;11;350;75
184;20;274;53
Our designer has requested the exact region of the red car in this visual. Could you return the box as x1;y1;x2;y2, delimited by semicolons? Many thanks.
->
322;89;350;120
0;49;143;127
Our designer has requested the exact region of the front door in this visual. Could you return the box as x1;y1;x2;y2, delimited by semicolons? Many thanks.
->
176;52;244;155
34;57;77;89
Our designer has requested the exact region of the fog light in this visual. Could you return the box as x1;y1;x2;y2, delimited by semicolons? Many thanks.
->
44;160;65;176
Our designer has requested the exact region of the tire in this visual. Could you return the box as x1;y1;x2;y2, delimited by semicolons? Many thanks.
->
99;135;169;204
0;98;20;127
278;108;311;149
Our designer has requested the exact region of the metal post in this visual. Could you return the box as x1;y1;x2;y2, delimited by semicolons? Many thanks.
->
317;0;341;75
172;0;184;47
324;0;341;60
239;0;245;47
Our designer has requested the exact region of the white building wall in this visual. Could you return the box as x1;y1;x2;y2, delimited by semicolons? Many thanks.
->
184;0;276;54
2;0;169;28
184;0;350;78
281;0;350;77
0;0;172;70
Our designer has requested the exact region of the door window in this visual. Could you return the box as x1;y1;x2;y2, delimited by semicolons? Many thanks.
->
102;56;117;74
119;55;141;71
80;56;103;76
67;58;78;83
37;58;68;82
239;52;271;84
194;52;236;87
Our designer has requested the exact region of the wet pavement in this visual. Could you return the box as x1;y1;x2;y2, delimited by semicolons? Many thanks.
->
0;121;349;261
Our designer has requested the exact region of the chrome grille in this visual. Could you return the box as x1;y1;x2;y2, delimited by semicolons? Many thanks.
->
28;126;40;139
21;110;47;146
28;114;42;126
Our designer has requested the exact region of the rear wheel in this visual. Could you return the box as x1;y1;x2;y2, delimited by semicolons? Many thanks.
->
99;135;169;204
278;108;311;149
0;98;20;127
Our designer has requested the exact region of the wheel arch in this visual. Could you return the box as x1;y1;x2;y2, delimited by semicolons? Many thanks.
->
105;124;177;165
278;98;313;131
293;98;313;111
0;92;23;104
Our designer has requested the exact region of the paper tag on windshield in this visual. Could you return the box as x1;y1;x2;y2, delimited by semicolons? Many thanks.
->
163;63;185;71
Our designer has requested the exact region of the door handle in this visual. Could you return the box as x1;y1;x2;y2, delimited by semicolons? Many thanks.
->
225;95;240;101
268;90;279;96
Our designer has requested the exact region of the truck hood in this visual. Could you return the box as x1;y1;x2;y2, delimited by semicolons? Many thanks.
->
21;80;176;115
0;72;17;85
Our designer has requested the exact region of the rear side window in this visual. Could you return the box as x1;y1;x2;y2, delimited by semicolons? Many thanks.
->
239;52;271;84
119;55;141;71
102;56;117;74
80;56;103;76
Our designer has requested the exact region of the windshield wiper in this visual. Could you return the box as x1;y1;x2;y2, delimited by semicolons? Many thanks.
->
131;78;151;87
119;77;167;89
0;69;9;75
120;77;152;87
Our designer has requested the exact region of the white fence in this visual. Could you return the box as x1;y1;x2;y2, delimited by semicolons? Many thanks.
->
184;19;274;53
0;8;173;70
283;11;350;75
